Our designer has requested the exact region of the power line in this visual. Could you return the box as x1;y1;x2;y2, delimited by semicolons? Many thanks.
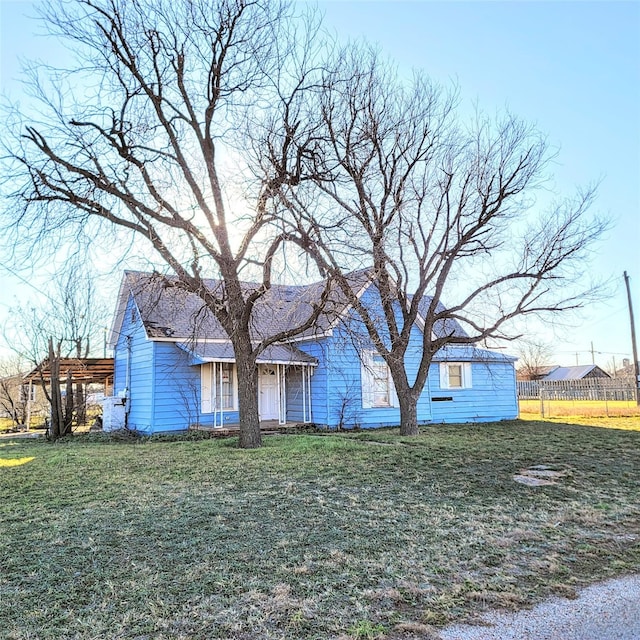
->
577;305;628;328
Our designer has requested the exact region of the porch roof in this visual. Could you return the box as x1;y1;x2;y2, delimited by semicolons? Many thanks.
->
177;342;317;366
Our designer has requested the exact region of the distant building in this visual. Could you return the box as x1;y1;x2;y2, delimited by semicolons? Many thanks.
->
542;364;610;381
517;364;612;382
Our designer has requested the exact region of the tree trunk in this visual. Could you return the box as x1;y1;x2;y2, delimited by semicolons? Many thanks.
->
398;390;419;436
63;371;74;436
234;346;262;449
48;338;63;439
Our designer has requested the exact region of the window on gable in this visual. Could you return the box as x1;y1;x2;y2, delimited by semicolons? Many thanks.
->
371;354;390;406
361;351;397;409
439;362;472;389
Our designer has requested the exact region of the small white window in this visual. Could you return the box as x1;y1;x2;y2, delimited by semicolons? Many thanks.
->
439;362;472;389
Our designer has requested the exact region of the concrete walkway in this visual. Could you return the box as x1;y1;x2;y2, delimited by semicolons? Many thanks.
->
438;574;640;640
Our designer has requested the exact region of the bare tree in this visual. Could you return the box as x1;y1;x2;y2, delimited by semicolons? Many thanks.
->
5;263;107;438
516;339;555;380
2;0;333;448
0;357;30;429
272;46;606;435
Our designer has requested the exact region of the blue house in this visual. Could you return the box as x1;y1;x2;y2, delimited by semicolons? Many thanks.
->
105;271;518;433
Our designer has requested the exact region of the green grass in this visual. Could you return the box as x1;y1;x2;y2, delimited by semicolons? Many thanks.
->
1;421;639;639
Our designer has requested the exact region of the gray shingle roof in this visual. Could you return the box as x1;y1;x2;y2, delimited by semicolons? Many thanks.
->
122;270;369;343
413;296;468;339
116;269;468;346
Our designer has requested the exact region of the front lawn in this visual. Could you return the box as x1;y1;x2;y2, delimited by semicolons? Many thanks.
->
1;421;639;639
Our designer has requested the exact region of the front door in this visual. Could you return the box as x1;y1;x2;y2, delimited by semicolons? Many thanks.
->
259;365;279;421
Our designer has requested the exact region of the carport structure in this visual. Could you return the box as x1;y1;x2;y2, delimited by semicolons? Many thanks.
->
22;358;114;428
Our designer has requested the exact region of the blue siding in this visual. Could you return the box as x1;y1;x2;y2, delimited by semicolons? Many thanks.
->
302;283;517;429
152;343;241;432
152;342;198;432
115;295;154;433
322;322;432;429
115;293;243;433
295;340;329;425
316;284;434;429
113;295;135;394
428;360;518;423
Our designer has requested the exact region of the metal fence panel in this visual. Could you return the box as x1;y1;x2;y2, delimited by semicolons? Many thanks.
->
517;378;636;402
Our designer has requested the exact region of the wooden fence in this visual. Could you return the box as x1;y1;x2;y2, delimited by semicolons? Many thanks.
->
517;378;637;402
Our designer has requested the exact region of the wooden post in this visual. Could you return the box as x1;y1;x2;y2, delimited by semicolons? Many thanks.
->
65;371;74;435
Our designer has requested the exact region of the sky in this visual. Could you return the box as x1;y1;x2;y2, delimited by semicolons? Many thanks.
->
0;0;639;371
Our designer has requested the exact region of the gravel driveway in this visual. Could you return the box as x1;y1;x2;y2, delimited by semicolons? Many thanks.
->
438;574;640;640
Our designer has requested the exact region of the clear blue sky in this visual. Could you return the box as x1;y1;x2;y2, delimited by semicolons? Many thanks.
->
1;0;639;370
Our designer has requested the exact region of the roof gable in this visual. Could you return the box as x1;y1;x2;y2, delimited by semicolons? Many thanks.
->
109;271;364;346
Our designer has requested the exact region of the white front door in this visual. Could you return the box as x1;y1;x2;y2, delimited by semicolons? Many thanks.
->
259;365;279;420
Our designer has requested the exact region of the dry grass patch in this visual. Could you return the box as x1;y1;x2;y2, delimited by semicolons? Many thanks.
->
519;399;640;421
0;422;638;638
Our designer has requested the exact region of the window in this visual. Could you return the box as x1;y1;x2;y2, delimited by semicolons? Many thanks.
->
216;363;235;409
439;362;472;389
201;362;237;413
361;351;397;409
371;354;390;406
448;364;463;388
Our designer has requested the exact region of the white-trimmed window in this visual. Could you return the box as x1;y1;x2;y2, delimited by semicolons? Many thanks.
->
361;351;398;409
201;362;237;413
439;362;472;389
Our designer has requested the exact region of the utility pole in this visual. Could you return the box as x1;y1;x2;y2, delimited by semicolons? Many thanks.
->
590;341;595;365
623;271;640;406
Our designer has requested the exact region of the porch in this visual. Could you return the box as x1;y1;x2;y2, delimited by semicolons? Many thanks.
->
178;341;317;428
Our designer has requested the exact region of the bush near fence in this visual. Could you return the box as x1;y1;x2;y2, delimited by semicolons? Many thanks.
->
517;378;636;402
